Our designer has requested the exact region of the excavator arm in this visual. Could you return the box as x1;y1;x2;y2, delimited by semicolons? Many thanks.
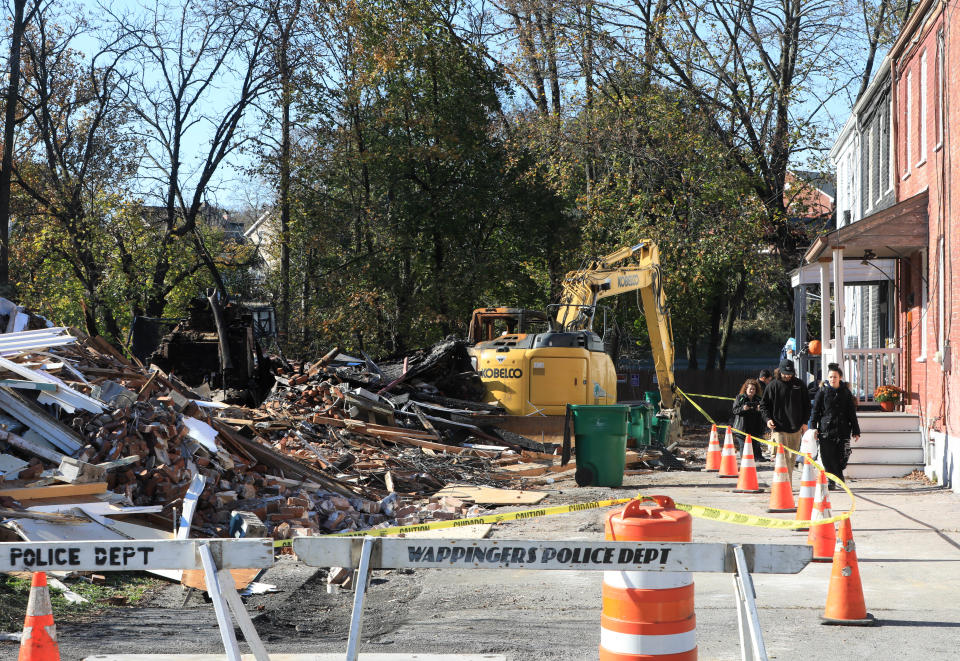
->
554;241;677;410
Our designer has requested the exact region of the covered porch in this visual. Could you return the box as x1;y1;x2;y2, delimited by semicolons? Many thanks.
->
798;191;928;404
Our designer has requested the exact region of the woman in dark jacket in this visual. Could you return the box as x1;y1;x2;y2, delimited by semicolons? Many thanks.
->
732;378;767;459
809;364;860;489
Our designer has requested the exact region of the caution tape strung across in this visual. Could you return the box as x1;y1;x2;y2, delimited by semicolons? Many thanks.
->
676;392;735;401
677;386;857;514
274;485;853;548
273;387;856;548
274;497;636;547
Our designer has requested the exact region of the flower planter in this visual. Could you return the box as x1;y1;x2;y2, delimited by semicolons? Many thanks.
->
879;400;896;412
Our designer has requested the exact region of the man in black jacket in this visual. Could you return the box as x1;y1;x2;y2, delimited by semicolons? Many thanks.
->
809;364;860;489
759;359;811;482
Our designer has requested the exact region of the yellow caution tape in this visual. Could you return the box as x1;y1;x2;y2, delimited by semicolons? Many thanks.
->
273;496;636;547
676;386;857;513
681;392;735;401
272;483;853;548
273;389;855;550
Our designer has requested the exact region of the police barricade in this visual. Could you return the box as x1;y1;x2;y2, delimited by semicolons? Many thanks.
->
1;539;274;661
293;537;812;661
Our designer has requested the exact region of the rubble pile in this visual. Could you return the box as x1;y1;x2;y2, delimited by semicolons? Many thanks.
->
0;297;677;555
0;303;566;549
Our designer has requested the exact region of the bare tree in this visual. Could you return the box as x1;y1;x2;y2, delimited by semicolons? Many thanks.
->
0;0;43;293
855;0;913;101
14;5;137;339
269;0;302;341
114;0;275;316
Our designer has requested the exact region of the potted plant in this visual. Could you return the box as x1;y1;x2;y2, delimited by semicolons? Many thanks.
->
874;385;902;411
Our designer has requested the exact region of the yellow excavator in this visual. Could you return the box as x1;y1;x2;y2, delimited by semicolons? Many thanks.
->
470;240;680;438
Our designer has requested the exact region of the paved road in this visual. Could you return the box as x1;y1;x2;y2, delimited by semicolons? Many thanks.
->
12;469;959;660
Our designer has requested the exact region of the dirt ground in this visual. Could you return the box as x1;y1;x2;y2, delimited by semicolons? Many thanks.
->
5;424;958;660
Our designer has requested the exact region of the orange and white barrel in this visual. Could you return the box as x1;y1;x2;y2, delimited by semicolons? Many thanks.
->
601;496;697;660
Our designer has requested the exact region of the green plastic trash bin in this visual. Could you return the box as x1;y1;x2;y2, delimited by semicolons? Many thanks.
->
569;404;630;487
628;404;652;448
644;390;661;412
652;415;671;445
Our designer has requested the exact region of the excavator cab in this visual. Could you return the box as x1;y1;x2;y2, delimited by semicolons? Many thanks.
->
473;241;681;440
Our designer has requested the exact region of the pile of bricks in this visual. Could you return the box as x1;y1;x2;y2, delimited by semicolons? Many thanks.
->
1;333;512;541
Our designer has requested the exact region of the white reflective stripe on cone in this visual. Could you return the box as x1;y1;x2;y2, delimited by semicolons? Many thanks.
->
600;628;697;655
603;570;692;590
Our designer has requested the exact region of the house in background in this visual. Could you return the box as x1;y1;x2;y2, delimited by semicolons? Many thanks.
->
792;56;897;392
797;0;959;489
784;170;836;226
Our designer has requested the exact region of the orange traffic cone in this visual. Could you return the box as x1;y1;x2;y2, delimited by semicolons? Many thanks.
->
767;443;796;512
717;427;739;478
733;435;763;493
794;453;817;531
703;424;721;472
807;471;836;562
18;572;60;661
822;518;876;626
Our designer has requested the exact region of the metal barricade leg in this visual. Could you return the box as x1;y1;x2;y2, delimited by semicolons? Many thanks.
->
733;544;768;661
216;557;271;661
345;536;377;661
199;543;243;661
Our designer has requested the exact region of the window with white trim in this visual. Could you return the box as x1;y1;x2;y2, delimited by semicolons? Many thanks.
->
919;51;927;165
938;236;945;357
920;249;929;358
886;99;894;192
905;71;913;175
938;32;945;148
865;125;873;210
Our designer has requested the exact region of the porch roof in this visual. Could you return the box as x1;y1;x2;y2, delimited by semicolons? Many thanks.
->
790;258;896;288
804;190;928;263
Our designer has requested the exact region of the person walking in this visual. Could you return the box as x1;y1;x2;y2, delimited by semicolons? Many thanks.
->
758;369;773;392
759;358;811;480
809;363;860;490
731;379;767;459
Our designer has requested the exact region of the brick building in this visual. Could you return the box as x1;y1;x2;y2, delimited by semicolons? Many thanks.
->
804;0;958;490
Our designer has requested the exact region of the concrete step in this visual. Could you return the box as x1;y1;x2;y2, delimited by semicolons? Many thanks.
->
846;461;922;478
850;445;924;463
856;412;919;432
855;430;923;448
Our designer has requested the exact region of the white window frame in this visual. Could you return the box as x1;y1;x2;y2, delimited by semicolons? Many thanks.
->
920;249;929;360
887;103;895;193
904;70;913;179
918;51;927;167
938;236;945;358
865;124;874;211
937;32;945;151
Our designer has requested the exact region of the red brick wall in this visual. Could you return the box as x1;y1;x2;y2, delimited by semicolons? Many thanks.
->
893;7;956;435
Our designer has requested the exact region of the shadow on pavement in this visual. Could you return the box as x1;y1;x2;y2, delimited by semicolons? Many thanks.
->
854;493;960;552
873;619;960;627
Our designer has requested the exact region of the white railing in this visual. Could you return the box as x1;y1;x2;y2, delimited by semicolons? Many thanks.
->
843;348;901;404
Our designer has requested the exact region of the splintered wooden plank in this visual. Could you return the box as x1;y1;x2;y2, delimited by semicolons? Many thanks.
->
0;482;107;500
433;484;548;505
497;463;552;477
181;567;261;592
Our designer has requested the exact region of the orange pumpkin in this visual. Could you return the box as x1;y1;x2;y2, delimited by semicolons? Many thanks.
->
808;339;822;355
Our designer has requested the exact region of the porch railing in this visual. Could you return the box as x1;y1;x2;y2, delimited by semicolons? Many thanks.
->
842;348;901;404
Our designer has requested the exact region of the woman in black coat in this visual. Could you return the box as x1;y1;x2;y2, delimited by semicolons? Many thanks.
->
809;364;860;489
732;378;767;459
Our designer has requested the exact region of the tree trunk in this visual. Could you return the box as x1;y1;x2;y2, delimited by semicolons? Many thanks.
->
278;31;292;342
686;334;699;369
718;270;747;370
0;0;30;291
705;296;723;370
